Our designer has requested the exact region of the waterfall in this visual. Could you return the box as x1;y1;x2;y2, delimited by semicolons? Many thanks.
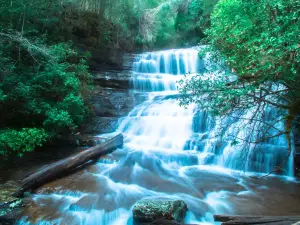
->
119;47;292;176
17;47;295;225
131;48;203;92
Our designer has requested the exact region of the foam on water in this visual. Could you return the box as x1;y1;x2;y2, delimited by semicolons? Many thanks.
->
18;47;294;225
121;48;291;175
131;48;202;92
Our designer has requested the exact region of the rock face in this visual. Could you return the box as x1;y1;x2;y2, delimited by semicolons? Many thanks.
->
132;199;188;225
79;52;144;136
80;88;136;134
81;72;149;135
93;72;132;90
292;117;300;177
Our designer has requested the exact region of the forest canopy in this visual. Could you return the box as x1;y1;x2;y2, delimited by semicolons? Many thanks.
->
70;0;219;49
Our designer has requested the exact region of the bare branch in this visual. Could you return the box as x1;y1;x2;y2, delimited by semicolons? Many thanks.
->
0;32;55;62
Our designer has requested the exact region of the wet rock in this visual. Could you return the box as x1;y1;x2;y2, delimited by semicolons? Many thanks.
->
0;199;24;225
80;85;149;135
93;72;132;89
80;88;140;135
0;181;20;204
81;117;120;134
90;89;134;117
293;117;300;177
132;198;188;225
0;181;24;224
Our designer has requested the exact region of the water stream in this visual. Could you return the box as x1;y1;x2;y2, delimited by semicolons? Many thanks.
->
18;48;300;225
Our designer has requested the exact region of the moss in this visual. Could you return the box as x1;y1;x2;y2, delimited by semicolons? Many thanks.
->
133;199;188;223
0;199;24;216
0;182;24;219
0;183;19;204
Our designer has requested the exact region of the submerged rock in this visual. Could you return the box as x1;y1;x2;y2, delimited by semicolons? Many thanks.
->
69;194;99;212
132;198;188;225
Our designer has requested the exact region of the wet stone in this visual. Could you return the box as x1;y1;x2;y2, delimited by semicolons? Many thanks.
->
0;181;24;224
132;198;188;224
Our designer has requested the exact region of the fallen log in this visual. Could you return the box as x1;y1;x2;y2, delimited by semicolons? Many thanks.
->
13;133;123;197
214;214;300;225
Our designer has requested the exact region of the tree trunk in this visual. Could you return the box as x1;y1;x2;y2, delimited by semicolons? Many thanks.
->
13;133;123;197
214;215;300;225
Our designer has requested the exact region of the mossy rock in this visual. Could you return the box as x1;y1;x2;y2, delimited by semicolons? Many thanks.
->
132;198;188;224
0;181;20;204
0;181;24;224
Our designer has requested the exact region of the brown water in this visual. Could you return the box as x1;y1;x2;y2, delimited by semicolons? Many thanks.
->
16;47;300;225
17;148;300;225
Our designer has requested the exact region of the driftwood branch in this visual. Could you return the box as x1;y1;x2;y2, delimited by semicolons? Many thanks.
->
13;133;123;197
214;215;300;225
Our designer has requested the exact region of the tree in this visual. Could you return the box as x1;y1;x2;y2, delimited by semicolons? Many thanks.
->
175;0;219;45
0;0;92;157
65;0;218;49
179;0;300;169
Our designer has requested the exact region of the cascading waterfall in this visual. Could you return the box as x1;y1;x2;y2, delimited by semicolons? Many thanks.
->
131;48;202;92
18;48;295;225
120;47;292;176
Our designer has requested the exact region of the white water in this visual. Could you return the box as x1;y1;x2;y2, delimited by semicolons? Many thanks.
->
122;48;291;175
131;48;201;92
18;48;295;225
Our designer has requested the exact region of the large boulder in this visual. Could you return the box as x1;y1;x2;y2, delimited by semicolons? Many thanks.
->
132;198;188;225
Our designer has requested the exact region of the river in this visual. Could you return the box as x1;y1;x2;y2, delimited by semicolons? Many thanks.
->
18;48;300;225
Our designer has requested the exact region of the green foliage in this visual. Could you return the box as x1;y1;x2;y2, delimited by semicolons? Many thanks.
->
174;0;219;46
93;0;219;49
0;0;93;157
152;3;178;47
0;128;48;157
61;7;119;49
207;0;300;83
51;0;219;49
179;0;300;145
175;0;204;38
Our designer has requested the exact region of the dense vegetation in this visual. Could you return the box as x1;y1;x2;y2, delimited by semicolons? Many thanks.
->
0;0;218;157
2;0;298;159
0;0;93;157
179;0;300;154
73;0;218;49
